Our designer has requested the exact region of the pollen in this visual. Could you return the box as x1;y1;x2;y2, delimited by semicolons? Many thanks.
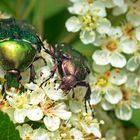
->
97;76;108;88
105;39;118;52
122;23;135;40
81;13;98;30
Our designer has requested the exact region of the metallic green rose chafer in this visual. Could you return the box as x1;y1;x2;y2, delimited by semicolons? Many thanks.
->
0;18;43;93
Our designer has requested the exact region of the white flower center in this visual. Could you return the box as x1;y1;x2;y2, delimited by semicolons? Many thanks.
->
122;23;135;40
97;76;108;88
105;39;118;52
81;13;98;30
14;96;28;109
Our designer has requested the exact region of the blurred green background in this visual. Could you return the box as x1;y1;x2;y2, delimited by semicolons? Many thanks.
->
0;0;140;140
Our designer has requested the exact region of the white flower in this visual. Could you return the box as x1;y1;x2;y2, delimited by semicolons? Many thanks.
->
42;102;71;131
92;27;131;68
6;94;29;123
114;84;140;120
89;69;125;105
17;124;50;140
66;0;111;44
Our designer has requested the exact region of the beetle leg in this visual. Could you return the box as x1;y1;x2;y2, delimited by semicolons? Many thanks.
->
40;63;58;87
29;64;36;83
1;82;6;97
75;81;95;117
72;88;75;98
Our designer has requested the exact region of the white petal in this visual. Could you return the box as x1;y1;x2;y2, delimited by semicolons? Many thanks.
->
105;129;117;140
16;124;33;138
110;27;123;38
29;91;45;105
93;33;106;46
90;90;102;105
113;0;124;7
100;0;115;8
25;82;39;91
70;128;84;140
92;62;110;74
43;116;60;131
101;99;114;110
39;66;51;79
80;30;96;44
55;108;71;120
46;89;66;101
69;100;82;113
131;93;140;109
125;73;137;88
27;106;43;121
112;4;128;16
92;50;110;65
126;12;140;27
105;87;122;104
14;109;27;123
90;1;106;17
0;66;4;78
120;38;137;54
65;16;81;32
90;124;101;138
136;26;140;41
135;78;140;93
110;53;126;68
68;2;89;15
127;57;139;71
115;103;132;120
97;18;111;35
32;128;50;140
110;69;127;85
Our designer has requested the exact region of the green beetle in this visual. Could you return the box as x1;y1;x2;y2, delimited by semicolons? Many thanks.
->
0;18;43;93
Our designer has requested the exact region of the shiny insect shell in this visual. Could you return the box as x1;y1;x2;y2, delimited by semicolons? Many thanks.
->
43;43;93;115
0;18;43;92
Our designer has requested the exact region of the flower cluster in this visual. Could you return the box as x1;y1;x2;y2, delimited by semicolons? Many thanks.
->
0;42;104;140
66;0;140;120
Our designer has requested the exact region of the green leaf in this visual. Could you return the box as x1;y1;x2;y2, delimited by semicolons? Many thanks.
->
0;111;21;140
131;109;140;129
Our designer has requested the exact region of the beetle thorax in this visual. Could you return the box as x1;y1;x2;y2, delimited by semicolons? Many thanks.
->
60;75;76;92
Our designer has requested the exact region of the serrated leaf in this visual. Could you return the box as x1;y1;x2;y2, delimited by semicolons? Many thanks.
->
0;111;21;140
